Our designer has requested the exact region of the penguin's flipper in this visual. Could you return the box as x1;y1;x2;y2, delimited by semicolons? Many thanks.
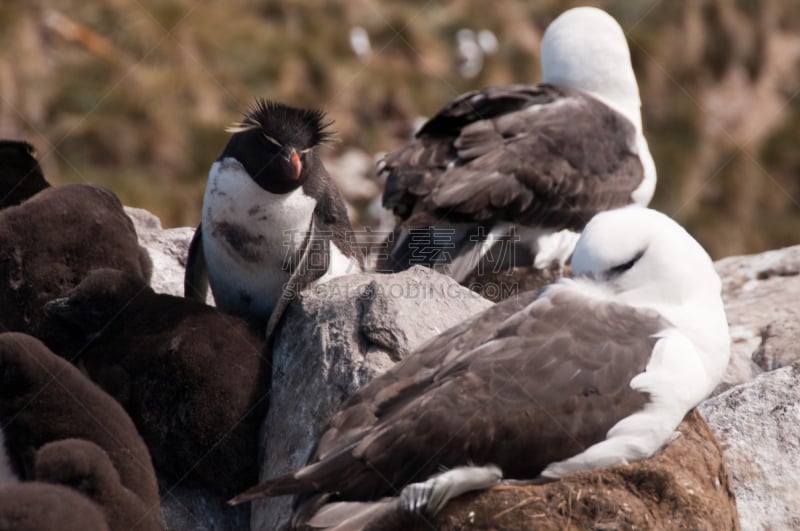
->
265;217;327;344
184;223;209;302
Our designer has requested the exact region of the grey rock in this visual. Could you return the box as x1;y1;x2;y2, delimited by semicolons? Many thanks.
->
125;206;163;232
160;484;249;531
138;226;196;298
125;207;214;305
700;363;800;531
252;267;493;531
750;316;800;372
714;245;800;391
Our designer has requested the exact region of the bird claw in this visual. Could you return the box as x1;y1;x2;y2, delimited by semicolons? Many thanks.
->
399;465;502;517
400;475;452;516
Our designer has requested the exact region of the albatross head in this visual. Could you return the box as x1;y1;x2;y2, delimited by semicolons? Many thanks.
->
541;7;656;206
570;206;729;364
571;206;718;305
541;7;642;131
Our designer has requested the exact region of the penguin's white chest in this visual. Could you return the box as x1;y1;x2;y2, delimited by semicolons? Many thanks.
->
201;158;317;317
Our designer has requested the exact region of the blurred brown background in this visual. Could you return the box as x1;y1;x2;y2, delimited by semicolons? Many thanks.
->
2;0;799;259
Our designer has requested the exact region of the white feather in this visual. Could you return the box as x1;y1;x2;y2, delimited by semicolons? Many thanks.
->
541;7;642;131
314;242;361;286
514;226;580;269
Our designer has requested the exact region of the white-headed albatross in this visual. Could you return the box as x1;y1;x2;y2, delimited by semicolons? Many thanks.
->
229;206;730;530
380;7;656;300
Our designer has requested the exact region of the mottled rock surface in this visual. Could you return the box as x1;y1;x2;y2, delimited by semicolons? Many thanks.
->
715;245;800;391
700;363;800;531
253;267;493;531
159;484;249;531
125;207;213;303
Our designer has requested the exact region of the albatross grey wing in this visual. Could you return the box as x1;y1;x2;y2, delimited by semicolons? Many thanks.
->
382;85;554;220
230;286;668;509
313;289;540;458
381;85;646;277
230;291;538;504
382;85;645;229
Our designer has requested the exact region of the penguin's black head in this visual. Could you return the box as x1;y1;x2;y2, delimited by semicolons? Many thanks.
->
220;99;333;194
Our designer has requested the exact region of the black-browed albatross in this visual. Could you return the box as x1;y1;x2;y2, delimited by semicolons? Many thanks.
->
229;206;731;529
380;7;656;298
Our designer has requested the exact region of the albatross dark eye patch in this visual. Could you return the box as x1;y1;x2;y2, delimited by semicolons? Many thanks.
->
609;250;645;276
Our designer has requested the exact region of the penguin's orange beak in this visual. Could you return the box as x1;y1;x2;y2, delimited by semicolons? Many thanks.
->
289;150;302;180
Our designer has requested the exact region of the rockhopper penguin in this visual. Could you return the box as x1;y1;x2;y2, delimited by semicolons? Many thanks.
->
185;99;363;328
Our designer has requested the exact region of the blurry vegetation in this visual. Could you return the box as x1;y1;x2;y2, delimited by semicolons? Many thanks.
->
1;0;800;258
